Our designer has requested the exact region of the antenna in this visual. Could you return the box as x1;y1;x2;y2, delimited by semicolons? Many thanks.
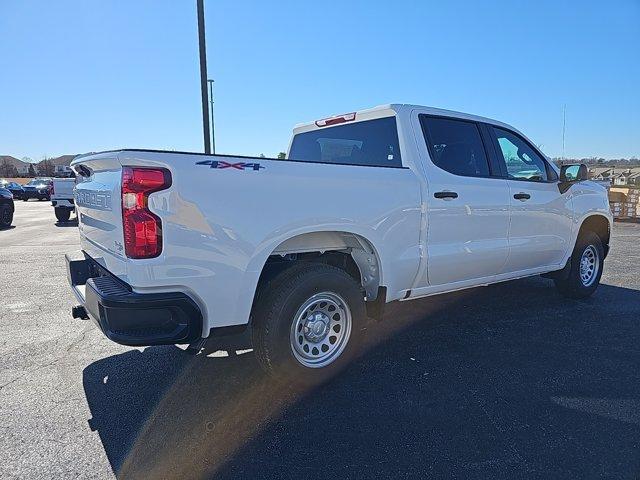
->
208;79;216;154
561;104;566;162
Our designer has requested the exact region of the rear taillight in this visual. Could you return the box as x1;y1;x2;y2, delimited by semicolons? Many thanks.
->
50;183;54;195
121;167;171;259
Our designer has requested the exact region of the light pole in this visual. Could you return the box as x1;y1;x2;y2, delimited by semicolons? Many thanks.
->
197;0;211;154
208;79;216;154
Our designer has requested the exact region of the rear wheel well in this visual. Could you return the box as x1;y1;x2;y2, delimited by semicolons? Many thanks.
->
254;251;362;308
251;232;382;321
578;215;610;257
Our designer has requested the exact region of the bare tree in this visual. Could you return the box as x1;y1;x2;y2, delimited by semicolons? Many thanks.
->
38;158;55;177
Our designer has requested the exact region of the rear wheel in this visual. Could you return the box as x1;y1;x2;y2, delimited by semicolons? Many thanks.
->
555;231;604;299
0;205;13;228
252;263;366;385
55;207;71;223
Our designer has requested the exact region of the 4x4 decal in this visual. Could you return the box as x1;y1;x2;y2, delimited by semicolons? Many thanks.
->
196;160;265;171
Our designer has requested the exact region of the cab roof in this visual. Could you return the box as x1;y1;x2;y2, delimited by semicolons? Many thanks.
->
292;103;516;135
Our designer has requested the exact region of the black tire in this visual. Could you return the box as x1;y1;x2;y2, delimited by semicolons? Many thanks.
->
0;205;13;228
252;263;367;385
23;198;29;202
554;231;604;299
55;208;71;223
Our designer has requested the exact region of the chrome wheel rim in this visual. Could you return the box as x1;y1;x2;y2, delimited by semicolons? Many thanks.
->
579;245;599;287
290;292;352;368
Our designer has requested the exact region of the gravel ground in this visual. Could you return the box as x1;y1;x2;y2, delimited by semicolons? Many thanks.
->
1;201;639;479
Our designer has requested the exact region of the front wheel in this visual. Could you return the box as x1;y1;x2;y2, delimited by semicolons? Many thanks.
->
252;263;366;385
555;231;604;299
55;207;71;223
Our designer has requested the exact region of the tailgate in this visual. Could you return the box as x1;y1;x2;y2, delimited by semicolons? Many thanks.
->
72;152;127;278
52;179;76;199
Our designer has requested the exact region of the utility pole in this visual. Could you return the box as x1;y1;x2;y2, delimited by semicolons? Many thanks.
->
208;79;216;154
197;0;211;154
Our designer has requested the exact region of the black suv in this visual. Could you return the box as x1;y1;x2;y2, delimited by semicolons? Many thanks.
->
22;178;53;201
0;186;14;228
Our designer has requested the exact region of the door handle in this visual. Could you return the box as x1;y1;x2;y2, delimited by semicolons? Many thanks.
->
434;191;458;200
513;192;531;201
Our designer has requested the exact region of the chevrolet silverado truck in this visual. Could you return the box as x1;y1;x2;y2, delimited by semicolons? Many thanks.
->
66;104;612;382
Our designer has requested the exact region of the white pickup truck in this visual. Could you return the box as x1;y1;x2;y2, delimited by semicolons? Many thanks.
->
51;177;76;222
67;104;612;382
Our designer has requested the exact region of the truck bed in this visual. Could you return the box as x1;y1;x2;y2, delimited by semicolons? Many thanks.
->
71;149;423;336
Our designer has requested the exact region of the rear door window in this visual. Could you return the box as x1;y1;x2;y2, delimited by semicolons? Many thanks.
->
288;116;402;167
420;116;491;177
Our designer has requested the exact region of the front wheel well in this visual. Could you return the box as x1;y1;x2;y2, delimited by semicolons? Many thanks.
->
578;215;610;257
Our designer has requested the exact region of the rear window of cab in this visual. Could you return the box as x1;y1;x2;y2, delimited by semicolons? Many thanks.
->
288;116;403;168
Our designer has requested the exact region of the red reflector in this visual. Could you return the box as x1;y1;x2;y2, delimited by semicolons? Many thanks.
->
315;112;356;127
121;167;171;259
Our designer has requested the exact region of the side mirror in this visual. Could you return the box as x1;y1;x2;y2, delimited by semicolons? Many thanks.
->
558;164;588;193
560;164;588;182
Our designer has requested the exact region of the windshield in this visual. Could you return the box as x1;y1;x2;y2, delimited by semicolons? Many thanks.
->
27;179;48;186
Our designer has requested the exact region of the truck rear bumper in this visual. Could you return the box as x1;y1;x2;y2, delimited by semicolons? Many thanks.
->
52;199;75;209
66;251;203;346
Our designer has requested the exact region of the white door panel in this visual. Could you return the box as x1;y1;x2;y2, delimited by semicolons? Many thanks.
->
426;177;510;285
504;181;573;272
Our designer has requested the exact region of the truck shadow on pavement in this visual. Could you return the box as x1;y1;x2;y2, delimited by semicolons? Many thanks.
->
83;278;640;480
54;219;79;228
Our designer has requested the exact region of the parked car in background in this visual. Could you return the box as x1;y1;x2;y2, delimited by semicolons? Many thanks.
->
0;186;14;228
23;178;53;201
0;180;25;200
66;104;612;383
51;177;76;222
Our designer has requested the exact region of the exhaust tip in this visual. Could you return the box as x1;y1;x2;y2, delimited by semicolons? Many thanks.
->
72;305;89;320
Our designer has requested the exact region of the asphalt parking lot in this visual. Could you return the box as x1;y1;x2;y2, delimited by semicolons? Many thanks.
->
1;200;640;479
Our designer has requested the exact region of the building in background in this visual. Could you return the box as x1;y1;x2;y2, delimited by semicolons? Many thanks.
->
0;156;30;176
588;167;640;187
36;155;77;177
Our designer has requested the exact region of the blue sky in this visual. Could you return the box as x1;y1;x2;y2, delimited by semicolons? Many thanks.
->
1;0;638;160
